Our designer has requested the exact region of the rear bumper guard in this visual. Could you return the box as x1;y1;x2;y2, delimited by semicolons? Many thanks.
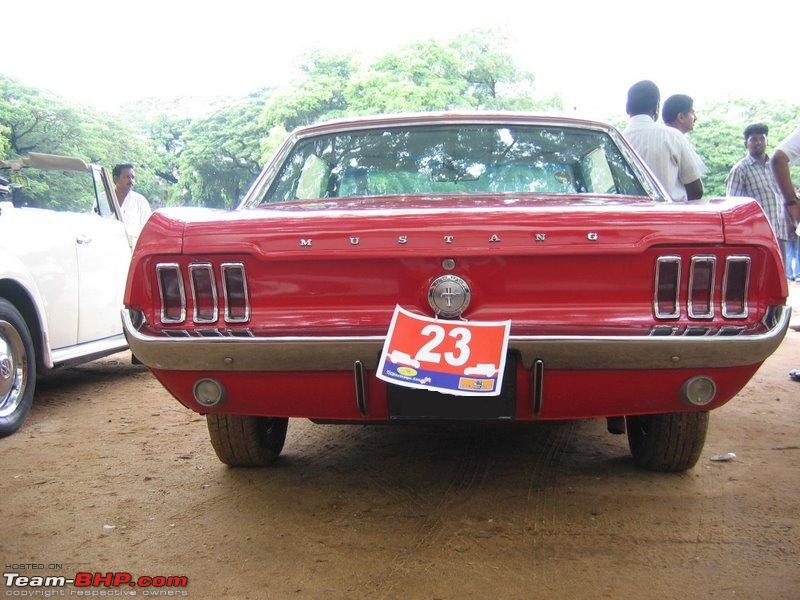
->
122;305;791;372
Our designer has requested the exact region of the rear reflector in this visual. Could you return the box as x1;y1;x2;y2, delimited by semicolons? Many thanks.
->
654;256;681;319
680;376;716;406
221;262;250;323
688;256;715;319
722;256;750;318
156;263;186;324
189;263;218;323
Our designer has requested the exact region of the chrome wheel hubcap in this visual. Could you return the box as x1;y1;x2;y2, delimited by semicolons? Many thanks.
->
0;320;27;418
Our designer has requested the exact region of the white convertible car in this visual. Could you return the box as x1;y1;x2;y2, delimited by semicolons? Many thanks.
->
0;154;134;436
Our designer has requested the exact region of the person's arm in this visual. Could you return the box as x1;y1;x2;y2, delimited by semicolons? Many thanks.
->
685;179;703;200
726;165;745;197
770;149;800;222
675;132;703;200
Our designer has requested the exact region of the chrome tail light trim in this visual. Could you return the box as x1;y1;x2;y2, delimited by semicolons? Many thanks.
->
688;255;716;319
189;263;219;324
221;262;250;323
722;256;751;319
156;263;186;324
654;256;681;319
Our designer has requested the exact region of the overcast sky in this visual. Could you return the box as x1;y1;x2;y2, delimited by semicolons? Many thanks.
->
2;0;798;120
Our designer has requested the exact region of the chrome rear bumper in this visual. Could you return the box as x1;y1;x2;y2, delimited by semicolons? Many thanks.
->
122;305;790;372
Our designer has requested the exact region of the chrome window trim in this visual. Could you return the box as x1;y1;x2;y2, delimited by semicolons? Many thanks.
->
239;114;668;209
722;255;751;319
188;263;219;324
221;262;250;323
688;255;716;319
155;263;186;324
654;256;681;319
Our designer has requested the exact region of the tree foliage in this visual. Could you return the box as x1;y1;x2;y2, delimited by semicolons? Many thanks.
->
2;32;800;209
0;75;160;207
177;90;271;208
693;99;800;196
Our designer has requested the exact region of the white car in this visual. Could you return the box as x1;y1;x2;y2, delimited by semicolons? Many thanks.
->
0;153;134;436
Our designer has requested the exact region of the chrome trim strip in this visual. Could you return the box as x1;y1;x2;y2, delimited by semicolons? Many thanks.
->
649;326;679;336
156;263;186;324
654;256;681;319
722;255;751;319
684;326;713;337
239;116;669;209
122;305;790;372
687;255;716;319
189;263;219;324
50;334;128;368
221;262;250;323
719;326;746;336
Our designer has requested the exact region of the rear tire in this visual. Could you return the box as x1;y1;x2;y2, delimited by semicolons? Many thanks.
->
206;414;288;466
626;411;708;472
0;298;36;437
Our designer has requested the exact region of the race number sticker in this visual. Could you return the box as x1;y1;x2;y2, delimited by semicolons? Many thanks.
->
377;305;511;396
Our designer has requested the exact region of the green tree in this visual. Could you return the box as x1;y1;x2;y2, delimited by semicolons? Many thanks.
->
0;124;9;158
692;99;800;196
178;90;271;208
0;75;158;207
261;52;356;131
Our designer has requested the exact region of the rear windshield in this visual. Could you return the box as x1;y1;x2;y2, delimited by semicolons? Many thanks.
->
257;124;647;205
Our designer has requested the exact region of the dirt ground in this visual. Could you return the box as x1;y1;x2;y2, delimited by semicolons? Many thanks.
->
2;294;799;600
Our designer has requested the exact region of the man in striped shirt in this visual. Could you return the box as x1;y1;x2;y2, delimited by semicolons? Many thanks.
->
726;123;791;267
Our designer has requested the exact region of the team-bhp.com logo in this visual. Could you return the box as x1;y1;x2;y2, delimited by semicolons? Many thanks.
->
4;572;188;596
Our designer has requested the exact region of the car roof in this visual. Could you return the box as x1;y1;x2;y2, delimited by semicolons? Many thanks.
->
291;111;614;138
0;153;90;173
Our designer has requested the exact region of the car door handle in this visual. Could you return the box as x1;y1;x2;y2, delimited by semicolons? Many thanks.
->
76;234;93;245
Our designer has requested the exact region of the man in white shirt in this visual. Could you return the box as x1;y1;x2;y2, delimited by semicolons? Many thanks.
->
623;81;703;201
769;125;800;383
770;125;800;223
663;93;707;178
113;163;152;246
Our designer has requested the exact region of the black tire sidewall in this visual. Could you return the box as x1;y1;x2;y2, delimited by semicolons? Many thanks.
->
0;298;36;436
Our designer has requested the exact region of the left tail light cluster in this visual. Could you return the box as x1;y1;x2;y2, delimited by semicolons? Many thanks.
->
156;261;249;325
654;254;751;320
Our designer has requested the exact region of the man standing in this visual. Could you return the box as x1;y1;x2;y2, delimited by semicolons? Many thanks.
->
769;126;800;383
113;163;152;246
770;126;800;223
663;93;706;179
623;81;703;201
726;124;792;266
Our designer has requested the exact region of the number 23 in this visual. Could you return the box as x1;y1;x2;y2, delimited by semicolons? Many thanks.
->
415;325;471;366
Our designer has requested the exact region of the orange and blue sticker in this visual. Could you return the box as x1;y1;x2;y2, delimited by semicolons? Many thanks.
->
377;305;510;397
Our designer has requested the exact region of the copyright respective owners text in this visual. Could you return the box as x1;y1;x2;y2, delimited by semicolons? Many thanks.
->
3;563;189;597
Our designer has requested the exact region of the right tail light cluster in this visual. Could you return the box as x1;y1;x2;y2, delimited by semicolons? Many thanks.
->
655;255;750;320
156;262;249;325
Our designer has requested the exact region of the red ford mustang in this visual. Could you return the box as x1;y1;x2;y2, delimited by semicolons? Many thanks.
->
122;113;790;471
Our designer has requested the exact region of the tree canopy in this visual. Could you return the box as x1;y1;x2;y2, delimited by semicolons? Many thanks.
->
1;30;798;209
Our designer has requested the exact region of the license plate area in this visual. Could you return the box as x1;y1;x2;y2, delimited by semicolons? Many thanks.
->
387;353;517;420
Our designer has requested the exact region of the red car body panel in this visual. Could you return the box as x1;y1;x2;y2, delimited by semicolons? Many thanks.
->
150;364;761;421
123;114;789;429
